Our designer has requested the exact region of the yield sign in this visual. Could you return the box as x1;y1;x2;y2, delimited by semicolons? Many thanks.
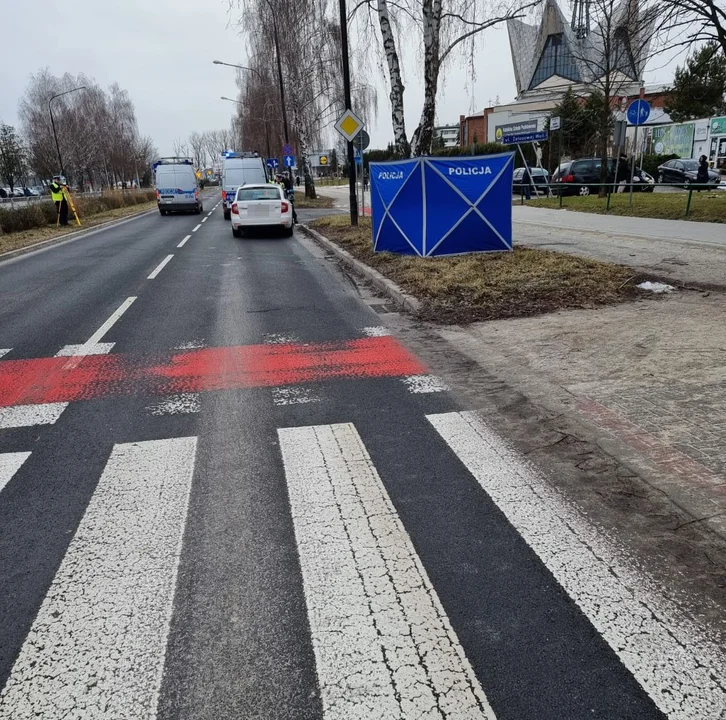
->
335;109;364;142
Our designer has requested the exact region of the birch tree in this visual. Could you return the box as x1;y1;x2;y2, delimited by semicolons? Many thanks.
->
229;0;375;197
352;0;541;156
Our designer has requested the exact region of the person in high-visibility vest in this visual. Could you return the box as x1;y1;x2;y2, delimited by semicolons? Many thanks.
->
50;175;69;226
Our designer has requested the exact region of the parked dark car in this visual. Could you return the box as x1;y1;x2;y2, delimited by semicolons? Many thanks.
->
0;187;7;199
512;167;550;195
656;158;721;189
552;157;655;195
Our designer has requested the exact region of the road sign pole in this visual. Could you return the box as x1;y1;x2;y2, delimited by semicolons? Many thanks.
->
629;124;638;207
338;0;358;226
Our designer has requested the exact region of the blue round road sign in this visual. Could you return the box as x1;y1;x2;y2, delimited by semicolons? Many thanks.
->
282;144;294;156
627;99;651;126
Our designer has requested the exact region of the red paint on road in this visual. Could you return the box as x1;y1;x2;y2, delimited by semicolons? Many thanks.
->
0;337;426;408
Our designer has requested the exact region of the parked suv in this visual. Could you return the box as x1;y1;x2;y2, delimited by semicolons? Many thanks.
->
552;157;655;195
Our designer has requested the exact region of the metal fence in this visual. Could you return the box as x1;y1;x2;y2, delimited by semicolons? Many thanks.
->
0;188;151;209
516;182;726;218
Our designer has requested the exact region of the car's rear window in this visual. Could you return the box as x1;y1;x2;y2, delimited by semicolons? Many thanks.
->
682;160;699;171
237;187;281;201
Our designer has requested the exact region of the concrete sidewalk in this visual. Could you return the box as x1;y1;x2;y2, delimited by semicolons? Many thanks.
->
514;206;726;287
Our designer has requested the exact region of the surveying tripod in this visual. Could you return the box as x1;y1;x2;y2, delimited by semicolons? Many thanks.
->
56;186;82;227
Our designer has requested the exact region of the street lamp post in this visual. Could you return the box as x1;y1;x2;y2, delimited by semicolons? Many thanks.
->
214;47;290;178
48;86;86;178
221;96;272;158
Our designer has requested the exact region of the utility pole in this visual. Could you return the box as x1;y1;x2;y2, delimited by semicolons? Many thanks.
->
338;0;358;226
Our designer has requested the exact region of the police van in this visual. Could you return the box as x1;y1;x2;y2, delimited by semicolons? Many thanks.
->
154;157;203;215
221;152;268;220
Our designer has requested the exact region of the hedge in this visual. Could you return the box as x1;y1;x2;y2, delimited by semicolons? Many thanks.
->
0;190;156;235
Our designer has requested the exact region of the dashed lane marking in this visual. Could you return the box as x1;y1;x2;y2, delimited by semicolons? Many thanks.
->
192;224;201;232
0;350;10;359
148;254;174;280
61;297;136;371
201;217;208;223
278;423;496;720
0;402;68;429
0;451;31;494
427;410;726;720
0;436;197;718
55;342;115;357
177;234;191;248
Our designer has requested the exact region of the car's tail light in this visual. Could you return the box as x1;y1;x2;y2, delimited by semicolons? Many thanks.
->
155;190;160;199
232;202;238;214
194;188;199;198
563;174;574;183
281;201;289;213
222;190;225;199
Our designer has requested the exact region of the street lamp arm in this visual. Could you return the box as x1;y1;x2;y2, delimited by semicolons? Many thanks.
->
212;60;263;80
48;85;86;179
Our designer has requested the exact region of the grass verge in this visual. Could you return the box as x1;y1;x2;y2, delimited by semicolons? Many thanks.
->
294;195;335;209
310;215;647;324
527;190;726;222
0;202;156;256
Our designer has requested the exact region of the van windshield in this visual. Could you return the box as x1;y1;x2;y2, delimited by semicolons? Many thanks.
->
226;168;267;187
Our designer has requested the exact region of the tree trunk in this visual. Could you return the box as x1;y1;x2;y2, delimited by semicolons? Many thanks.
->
293;111;317;199
598;94;611;198
377;0;410;158
410;0;441;156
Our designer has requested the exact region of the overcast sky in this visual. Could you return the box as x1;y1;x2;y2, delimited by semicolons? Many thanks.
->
0;0;682;156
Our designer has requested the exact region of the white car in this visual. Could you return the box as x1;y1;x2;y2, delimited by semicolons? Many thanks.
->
231;184;293;237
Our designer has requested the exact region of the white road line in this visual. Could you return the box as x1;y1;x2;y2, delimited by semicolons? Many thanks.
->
0;436;197;719
0;452;31;494
263;332;299;344
361;326;392;337
201;217;208;223
55;342;115;357
0;402;68;429
148;254;174;279
0;349;10;359
401;375;448;393
207;211;213;217
177;234;191;248
86;296;136;346
278;423;496;720
272;386;320;406
61;297;136;370
146;393;200;415
192;223;202;232
427;410;726;720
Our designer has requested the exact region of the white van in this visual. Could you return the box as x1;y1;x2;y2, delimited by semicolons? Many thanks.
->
221;153;268;219
154;157;203;215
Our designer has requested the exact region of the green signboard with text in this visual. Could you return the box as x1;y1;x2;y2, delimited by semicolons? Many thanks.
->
710;117;726;136
652;123;695;157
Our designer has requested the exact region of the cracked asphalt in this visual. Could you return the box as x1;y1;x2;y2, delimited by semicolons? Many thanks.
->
0;196;722;718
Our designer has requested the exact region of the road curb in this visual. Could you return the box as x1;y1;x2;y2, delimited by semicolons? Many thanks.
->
298;223;422;313
0;207;157;263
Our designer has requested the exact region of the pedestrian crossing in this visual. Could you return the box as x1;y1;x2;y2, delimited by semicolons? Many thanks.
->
0;411;723;719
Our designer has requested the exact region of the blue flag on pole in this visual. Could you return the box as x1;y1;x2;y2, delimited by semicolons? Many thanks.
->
370;153;514;256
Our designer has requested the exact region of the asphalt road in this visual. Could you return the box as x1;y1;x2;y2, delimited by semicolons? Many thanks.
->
0;190;722;719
